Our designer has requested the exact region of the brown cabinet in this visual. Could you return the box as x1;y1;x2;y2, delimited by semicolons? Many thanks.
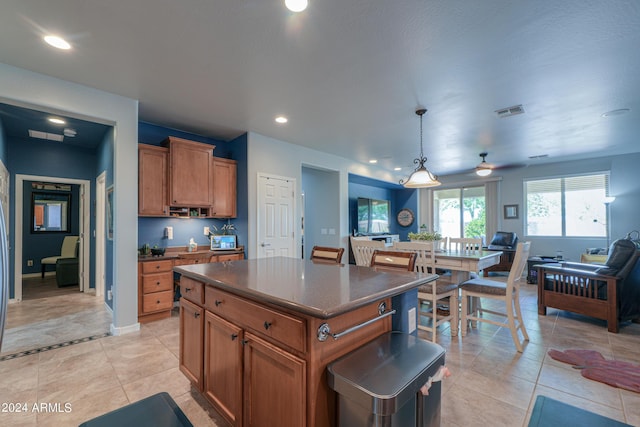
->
243;332;306;427
179;298;204;391
165;137;215;207
204;311;243;426
138;259;174;322
212;157;237;218
138;144;168;216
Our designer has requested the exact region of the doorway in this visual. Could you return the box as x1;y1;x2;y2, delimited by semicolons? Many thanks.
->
14;175;91;301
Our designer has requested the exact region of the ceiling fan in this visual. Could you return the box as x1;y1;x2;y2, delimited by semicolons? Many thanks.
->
474;152;526;177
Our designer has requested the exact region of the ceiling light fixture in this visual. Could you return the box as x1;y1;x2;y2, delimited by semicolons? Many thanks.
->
369;159;378;164
399;108;441;188
275;116;288;124
48;117;66;125
43;35;71;50
476;152;492;177
285;0;308;12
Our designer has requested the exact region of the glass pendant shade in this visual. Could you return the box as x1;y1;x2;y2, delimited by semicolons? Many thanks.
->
475;166;492;177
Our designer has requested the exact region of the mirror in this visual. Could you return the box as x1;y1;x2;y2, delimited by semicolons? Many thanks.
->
31;191;71;233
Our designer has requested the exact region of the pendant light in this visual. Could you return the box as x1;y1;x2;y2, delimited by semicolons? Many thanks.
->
400;108;441;188
476;152;492;177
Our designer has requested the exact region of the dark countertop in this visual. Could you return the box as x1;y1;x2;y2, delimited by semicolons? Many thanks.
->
174;256;437;319
138;249;244;262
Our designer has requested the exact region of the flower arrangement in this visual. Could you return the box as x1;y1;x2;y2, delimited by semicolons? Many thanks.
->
407;230;442;241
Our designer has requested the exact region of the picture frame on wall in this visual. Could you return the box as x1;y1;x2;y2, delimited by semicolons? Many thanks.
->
504;204;519;219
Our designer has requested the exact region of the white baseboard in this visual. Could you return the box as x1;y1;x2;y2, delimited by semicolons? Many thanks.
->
110;321;140;336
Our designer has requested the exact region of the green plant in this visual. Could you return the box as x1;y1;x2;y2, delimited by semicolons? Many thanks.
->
407;231;442;241
210;223;236;236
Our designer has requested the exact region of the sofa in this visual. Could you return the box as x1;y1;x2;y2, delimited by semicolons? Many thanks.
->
537;238;640;332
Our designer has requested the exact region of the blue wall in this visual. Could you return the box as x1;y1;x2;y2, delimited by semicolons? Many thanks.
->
0;117;7;164
348;174;419;241
137;123;248;255
8;137;99;298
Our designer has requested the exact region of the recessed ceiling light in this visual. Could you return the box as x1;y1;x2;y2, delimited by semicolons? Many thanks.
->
48;117;66;125
43;35;71;50
394;167;402;171
601;108;630;117
285;0;308;12
29;129;64;141
369;159;378;164
275;116;288;124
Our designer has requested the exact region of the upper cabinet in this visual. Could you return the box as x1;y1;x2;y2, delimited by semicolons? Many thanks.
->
212;157;237;218
166;137;215;207
138;144;168;216
138;137;237;218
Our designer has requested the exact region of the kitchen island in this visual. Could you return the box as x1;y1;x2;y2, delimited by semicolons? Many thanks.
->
175;256;437;427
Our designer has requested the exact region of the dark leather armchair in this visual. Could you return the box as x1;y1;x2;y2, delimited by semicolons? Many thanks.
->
483;231;518;276
537;238;640;333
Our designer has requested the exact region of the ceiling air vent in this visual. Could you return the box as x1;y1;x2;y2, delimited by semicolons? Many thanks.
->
28;129;64;142
495;104;524;118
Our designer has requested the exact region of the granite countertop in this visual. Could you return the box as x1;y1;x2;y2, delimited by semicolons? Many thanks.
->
174;256;437;319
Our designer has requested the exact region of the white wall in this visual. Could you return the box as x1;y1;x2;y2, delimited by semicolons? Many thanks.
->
246;132;402;259
0;62;139;334
438;153;640;262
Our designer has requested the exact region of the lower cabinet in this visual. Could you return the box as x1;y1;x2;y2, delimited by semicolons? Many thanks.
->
204;311;243;426
243;332;306;427
202;312;306;427
179;298;204;390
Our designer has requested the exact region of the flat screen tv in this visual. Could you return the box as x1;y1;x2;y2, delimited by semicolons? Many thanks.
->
357;197;390;234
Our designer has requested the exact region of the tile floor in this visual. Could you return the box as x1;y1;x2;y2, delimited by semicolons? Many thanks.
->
1;280;639;426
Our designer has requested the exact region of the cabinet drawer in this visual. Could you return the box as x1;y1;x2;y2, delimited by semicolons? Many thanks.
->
215;253;244;262
174;256;213;267
205;287;305;352
180;276;204;305
142;290;173;314
142;272;173;294
141;260;173;274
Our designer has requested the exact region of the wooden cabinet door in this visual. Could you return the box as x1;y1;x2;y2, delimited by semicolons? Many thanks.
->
204;312;243;427
212;157;237;218
179;298;204;391
243;332;306;427
167;137;214;207
138;144;168;216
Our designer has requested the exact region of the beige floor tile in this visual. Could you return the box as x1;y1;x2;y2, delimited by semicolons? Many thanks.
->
174;390;231;427
122;367;191;402
620;389;640;426
106;338;179;385
0;387;38;427
537;363;623;409
454;368;536;411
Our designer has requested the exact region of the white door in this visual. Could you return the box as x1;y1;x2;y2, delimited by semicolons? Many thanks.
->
257;174;295;258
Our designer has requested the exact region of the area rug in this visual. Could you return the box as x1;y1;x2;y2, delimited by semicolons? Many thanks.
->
548;349;640;393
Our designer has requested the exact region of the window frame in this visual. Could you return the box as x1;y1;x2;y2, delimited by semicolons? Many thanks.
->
523;171;610;238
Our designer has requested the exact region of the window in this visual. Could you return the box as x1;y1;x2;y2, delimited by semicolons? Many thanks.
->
433;186;485;238
525;173;609;237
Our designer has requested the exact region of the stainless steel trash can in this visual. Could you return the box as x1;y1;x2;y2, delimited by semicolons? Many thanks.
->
327;332;445;427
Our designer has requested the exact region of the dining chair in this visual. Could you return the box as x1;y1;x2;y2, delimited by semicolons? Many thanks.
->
310;246;345;264
369;250;416;272
447;237;482;252
41;235;79;278
393;241;460;341
460;241;531;352
350;236;385;266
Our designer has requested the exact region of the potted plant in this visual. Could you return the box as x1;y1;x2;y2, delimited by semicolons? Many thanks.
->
208;222;236;239
407;230;442;241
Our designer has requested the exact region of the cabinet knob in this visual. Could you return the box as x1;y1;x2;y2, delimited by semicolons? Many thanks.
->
231;333;238;340
156;265;160;269
194;312;200;318
156;300;160;304
264;321;272;330
156;281;160;285
215;300;222;307
185;287;191;292
241;339;249;346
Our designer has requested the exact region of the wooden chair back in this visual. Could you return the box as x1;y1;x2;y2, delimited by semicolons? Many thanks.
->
310;246;344;264
370;250;417;272
350;236;385;266
506;241;532;294
447;237;482;252
392;241;437;274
